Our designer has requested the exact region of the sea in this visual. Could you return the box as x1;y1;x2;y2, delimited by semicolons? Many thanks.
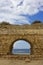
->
12;49;30;54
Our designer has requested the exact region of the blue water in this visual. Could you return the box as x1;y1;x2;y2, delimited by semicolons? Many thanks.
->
12;49;30;54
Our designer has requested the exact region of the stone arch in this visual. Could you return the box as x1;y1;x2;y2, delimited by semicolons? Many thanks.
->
9;39;33;55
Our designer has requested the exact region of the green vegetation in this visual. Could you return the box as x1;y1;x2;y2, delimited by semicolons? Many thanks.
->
0;21;10;25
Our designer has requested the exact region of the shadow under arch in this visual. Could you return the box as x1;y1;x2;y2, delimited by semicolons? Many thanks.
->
9;38;33;55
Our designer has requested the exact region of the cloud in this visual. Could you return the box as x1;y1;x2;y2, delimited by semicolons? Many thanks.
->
11;0;43;14
0;12;30;24
0;0;43;24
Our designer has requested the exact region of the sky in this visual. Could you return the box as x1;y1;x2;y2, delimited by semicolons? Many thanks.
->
12;40;31;54
0;0;43;25
13;40;31;49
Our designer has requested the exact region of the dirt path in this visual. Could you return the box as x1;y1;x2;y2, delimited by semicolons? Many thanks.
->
0;59;43;65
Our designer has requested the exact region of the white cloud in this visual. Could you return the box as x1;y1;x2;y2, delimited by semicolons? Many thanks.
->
0;0;43;24
11;0;43;15
0;12;30;24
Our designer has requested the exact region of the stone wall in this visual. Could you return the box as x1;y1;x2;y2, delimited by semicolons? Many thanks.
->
0;23;43;60
0;34;43;55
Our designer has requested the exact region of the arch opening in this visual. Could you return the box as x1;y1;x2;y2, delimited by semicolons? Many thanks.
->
12;40;31;55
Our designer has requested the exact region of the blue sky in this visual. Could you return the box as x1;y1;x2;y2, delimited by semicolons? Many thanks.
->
13;40;31;49
29;11;43;23
0;0;43;25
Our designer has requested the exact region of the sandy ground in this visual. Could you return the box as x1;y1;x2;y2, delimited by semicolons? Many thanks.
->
0;59;43;65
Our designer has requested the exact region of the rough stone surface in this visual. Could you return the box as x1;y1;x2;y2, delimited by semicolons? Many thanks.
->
0;23;43;60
